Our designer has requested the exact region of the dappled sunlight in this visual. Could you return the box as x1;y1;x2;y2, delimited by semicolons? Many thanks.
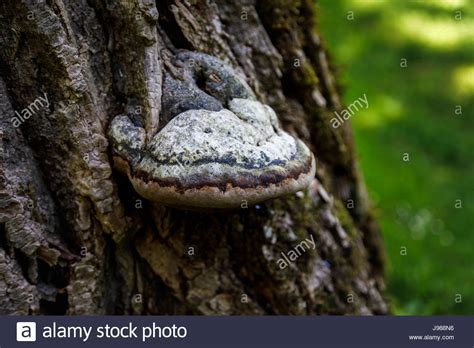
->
452;65;474;98
394;11;473;50
420;0;468;10
347;0;467;11
344;0;472;51
353;94;403;129
319;0;473;315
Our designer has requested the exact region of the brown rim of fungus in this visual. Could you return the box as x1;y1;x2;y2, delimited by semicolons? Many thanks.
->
115;151;316;209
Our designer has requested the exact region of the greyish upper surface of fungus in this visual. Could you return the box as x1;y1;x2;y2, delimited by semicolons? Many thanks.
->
108;51;315;209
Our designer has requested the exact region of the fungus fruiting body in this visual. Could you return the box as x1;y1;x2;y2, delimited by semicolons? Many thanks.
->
108;52;316;209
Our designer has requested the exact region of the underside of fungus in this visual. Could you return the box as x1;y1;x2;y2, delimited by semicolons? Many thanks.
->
108;52;316;209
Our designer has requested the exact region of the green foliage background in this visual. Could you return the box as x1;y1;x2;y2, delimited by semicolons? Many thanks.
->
318;0;473;315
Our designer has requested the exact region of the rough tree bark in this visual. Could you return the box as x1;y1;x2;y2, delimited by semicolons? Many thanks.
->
0;0;387;315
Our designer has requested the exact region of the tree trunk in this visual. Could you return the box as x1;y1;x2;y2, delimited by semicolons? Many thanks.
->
0;0;387;315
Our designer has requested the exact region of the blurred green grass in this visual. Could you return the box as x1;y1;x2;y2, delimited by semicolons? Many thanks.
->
317;0;473;315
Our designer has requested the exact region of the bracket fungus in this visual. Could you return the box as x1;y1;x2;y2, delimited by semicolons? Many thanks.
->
108;52;316;209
